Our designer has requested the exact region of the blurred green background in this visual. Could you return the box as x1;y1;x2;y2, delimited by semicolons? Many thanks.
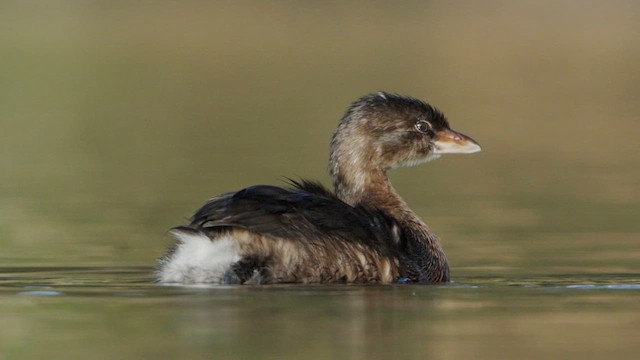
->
1;2;640;360
2;1;638;270
0;1;640;271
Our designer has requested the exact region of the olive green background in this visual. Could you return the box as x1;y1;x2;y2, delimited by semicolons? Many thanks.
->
1;2;639;359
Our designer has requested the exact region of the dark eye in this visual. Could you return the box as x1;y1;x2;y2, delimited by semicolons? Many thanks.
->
415;120;432;134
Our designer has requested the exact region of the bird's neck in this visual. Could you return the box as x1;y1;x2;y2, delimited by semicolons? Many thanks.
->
330;143;449;283
332;163;394;208
330;128;411;214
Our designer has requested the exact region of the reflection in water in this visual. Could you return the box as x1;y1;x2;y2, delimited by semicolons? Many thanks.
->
17;289;64;296
1;267;639;359
565;284;640;290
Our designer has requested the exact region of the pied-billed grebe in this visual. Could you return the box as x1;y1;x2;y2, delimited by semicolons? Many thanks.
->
157;92;480;284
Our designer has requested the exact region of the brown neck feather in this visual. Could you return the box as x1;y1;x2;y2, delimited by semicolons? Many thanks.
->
329;133;450;283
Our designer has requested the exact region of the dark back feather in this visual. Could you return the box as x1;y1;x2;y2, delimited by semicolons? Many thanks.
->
188;180;397;251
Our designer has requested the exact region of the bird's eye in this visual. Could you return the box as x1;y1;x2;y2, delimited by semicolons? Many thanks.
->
415;120;432;134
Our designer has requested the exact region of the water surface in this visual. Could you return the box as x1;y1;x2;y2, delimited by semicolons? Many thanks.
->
2;267;639;360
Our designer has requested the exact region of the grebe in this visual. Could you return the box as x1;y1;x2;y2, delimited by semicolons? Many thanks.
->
157;92;480;284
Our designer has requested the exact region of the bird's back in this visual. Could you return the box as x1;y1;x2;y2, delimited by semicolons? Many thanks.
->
157;180;404;284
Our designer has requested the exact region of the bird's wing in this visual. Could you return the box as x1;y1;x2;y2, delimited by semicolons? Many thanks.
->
184;180;394;248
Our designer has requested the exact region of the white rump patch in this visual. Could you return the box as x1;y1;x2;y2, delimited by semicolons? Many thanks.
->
157;231;240;284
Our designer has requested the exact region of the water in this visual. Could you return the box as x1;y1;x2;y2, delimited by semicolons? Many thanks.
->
2;268;639;360
1;2;640;360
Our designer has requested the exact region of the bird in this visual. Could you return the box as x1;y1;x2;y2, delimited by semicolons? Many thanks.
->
156;92;481;285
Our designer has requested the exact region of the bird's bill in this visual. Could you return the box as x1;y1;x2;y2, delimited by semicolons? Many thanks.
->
432;128;481;154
